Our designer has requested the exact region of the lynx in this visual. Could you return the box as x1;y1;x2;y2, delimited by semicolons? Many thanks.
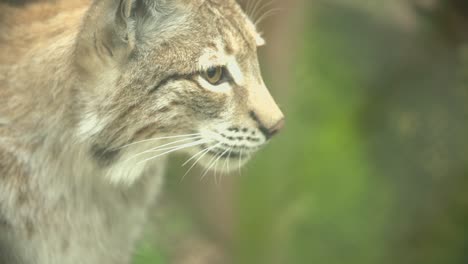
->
0;0;284;263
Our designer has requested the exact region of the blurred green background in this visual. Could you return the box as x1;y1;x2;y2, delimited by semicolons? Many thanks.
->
135;0;468;263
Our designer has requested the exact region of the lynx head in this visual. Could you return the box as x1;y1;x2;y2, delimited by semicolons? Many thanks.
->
74;0;284;184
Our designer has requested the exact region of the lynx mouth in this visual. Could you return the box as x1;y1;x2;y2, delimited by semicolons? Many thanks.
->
200;143;258;159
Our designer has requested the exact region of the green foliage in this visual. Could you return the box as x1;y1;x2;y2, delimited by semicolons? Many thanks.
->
235;4;393;264
235;2;468;264
134;241;166;264
135;1;468;263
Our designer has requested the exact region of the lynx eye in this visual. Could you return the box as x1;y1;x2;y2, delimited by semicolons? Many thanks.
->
202;66;227;85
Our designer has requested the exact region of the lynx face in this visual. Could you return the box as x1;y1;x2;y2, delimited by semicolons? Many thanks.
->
76;0;284;183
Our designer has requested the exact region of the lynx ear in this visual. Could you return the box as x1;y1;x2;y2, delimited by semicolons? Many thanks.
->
111;0;175;51
76;0;177;74
75;0;144;72
99;0;141;58
115;0;138;44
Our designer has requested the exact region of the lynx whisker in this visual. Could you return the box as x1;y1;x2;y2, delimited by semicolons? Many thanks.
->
138;136;202;153
211;148;230;184
137;139;209;165
255;7;281;26
244;0;253;18
247;0;260;19
182;142;218;167
117;133;201;150
124;136;202;162
214;148;231;185
182;147;208;167
250;0;265;23
250;0;263;21
238;148;244;176
223;148;233;173
201;149;224;181
180;143;222;182
227;148;233;173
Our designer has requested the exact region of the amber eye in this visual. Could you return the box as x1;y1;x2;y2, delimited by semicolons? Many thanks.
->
202;66;225;85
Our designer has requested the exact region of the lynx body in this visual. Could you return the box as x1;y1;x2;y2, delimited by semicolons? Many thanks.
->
0;0;284;263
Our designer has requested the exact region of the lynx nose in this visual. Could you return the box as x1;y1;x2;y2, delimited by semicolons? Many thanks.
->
268;117;285;137
250;111;285;139
248;83;284;139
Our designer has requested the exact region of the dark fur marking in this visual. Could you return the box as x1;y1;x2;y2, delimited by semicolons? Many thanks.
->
91;145;121;167
25;220;35;239
16;192;27;206
185;78;206;91
149;73;194;94
170;101;183;106
158;106;170;113
0;215;10;228
246;137;260;143
207;42;217;49
183;80;225;118
208;148;241;159
61;239;70;252
132;123;159;141
249;111;271;139
225;43;234;55
115;104;138;124
1;0;37;6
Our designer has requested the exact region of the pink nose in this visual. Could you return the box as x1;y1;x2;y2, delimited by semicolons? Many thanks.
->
250;111;285;139
267;118;285;137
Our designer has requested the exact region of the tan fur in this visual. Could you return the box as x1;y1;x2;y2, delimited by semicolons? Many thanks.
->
0;0;88;64
0;0;284;263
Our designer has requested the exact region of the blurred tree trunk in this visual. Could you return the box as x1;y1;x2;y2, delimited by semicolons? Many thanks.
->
361;1;468;263
414;0;468;43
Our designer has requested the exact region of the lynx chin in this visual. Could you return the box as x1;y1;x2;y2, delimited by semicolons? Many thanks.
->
0;0;284;263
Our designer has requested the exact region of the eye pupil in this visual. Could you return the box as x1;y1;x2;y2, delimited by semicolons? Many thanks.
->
203;66;225;85
207;68;217;78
